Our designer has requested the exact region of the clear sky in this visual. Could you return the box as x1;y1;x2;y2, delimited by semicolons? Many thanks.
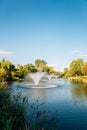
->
0;0;87;71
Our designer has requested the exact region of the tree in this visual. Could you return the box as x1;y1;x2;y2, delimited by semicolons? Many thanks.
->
43;66;54;74
63;68;71;78
35;59;47;71
82;62;87;76
64;68;68;75
23;64;37;75
0;68;7;81
69;58;84;77
15;64;24;79
57;71;64;78
0;59;15;81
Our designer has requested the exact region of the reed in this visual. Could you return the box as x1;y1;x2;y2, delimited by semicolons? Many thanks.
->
0;87;58;130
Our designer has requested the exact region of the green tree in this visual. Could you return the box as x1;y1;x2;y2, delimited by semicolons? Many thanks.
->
69;58;84;77
15;64;24;79
64;68;68;74
35;59;47;71
23;64;37;75
0;59;15;81
63;68;71;78
57;71;64;78
82;62;87;76
0;68;7;81
43;66;54;74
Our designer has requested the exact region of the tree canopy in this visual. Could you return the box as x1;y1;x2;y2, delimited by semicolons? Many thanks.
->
35;59;47;71
82;62;87;76
69;58;84;76
1;57;87;82
0;59;15;81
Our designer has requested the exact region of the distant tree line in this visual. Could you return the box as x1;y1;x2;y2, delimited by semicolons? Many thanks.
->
1;58;87;82
0;59;57;82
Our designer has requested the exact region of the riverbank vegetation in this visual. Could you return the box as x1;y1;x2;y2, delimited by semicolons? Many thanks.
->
0;59;57;82
63;58;87;83
1;58;87;84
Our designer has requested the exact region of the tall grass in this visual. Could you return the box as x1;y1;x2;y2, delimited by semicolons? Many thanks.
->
26;99;58;130
0;88;28;130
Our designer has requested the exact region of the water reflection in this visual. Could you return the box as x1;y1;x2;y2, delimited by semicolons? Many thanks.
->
11;82;50;102
70;79;87;105
70;78;83;84
26;88;47;102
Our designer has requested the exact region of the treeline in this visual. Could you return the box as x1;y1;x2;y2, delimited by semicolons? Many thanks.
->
0;59;57;82
63;58;87;78
0;58;87;82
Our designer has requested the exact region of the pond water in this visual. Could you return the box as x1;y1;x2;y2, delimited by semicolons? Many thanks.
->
10;78;87;130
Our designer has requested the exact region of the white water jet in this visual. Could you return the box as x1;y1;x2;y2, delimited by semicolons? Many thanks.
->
24;72;58;88
27;72;47;85
45;75;53;80
45;74;59;80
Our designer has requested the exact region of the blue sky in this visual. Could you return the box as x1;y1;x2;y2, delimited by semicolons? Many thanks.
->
0;0;87;71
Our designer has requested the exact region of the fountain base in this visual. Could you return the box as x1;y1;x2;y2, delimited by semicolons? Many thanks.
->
22;83;57;89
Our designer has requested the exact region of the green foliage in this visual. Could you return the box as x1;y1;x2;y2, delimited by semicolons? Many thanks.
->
0;59;15;81
82;62;87;76
63;68;68;78
0;58;86;81
0;58;58;82
57;71;63;78
0;89;28;130
69;58;84;77
43;66;54;74
63;68;71;78
23;64;37;75
15;64;24;79
0;68;7;82
35;59;47;71
14;64;37;80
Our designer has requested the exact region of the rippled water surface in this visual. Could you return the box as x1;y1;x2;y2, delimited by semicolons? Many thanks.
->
10;78;87;130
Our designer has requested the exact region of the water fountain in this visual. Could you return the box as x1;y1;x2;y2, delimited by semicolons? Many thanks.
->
45;75;53;80
24;72;57;88
27;72;47;85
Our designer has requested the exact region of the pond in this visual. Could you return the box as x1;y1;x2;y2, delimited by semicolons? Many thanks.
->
10;78;87;130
